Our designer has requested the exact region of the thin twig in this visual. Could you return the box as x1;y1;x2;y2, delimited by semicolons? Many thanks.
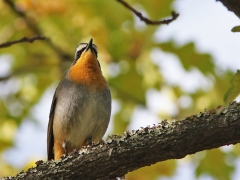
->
0;36;49;48
3;0;72;62
116;0;179;25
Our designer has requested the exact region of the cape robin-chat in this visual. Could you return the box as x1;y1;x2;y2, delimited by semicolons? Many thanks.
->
47;38;111;160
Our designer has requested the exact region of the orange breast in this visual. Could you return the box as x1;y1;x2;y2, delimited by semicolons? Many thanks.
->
67;50;107;90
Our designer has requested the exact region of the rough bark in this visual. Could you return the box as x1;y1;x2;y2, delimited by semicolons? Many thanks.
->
3;101;240;180
218;0;240;17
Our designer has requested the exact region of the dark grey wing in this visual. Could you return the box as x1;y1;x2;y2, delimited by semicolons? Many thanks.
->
47;92;57;160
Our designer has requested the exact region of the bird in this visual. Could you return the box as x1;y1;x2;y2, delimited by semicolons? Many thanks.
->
47;38;111;160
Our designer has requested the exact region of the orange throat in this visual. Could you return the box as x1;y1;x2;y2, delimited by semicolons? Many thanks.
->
67;51;107;89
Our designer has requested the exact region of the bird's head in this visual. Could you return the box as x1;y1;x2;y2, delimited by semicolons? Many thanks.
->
68;38;103;84
72;38;100;68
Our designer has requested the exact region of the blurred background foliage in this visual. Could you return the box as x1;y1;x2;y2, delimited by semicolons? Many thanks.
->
0;0;239;179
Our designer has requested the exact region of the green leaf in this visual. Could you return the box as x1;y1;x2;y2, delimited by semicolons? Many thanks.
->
113;102;135;134
231;25;240;32
159;41;215;75
137;0;175;20
126;160;176;180
224;70;240;104
109;61;146;105
196;149;234;180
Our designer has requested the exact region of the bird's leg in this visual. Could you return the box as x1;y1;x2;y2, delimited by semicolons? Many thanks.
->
54;140;65;160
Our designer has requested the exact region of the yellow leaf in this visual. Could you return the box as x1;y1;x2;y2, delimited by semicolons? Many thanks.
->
231;25;240;32
196;149;234;180
126;160;176;180
224;70;240;104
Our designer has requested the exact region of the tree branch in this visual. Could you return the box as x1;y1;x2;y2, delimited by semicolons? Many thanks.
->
217;0;240;17
3;0;72;62
0;36;49;48
116;0;179;25
3;101;240;180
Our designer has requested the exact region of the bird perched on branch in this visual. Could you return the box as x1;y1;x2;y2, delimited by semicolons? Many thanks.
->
47;38;111;160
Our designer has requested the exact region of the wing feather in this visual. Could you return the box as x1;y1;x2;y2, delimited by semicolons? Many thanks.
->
47;92;57;160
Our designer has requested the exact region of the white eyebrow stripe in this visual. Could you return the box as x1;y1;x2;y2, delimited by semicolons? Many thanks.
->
76;44;87;51
76;43;98;53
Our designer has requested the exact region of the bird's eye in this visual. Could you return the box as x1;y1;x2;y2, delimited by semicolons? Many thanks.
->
75;44;87;60
72;44;86;65
75;48;85;60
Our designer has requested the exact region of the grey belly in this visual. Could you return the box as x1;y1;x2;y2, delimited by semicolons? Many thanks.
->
53;85;111;149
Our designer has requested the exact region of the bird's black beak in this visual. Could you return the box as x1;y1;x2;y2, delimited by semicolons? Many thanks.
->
85;38;93;52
